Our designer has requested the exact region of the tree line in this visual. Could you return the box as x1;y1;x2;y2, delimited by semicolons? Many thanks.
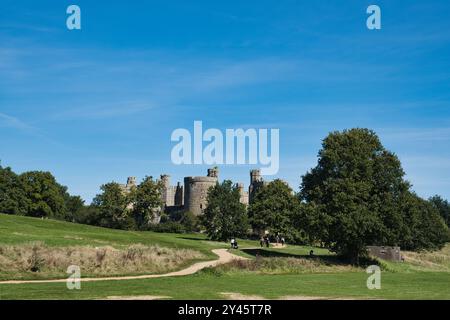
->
0;165;195;232
1;128;449;262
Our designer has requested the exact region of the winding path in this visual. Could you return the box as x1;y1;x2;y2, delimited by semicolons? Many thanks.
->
0;249;247;285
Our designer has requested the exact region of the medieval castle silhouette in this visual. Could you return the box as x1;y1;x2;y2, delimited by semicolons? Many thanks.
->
120;168;266;216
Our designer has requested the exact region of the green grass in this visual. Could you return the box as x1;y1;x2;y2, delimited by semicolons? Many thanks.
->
1;271;449;300
1;213;449;300
0;214;223;257
0;213;327;259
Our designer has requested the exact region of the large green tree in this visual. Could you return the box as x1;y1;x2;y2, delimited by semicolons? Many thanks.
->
130;176;163;229
429;195;450;227
248;179;300;241
19;171;68;219
400;193;449;250
300;128;448;263
0;165;27;215
1;165;86;221
202;180;249;241
92;182;130;229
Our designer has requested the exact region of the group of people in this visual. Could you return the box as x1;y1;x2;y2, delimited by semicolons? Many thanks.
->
275;234;286;246
230;233;286;249
259;234;285;248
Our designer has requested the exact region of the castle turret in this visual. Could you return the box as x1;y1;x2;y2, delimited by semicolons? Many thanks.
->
207;167;219;178
249;169;264;203
236;182;249;206
175;182;184;206
250;169;261;184
160;174;175;207
160;174;170;188
126;177;137;188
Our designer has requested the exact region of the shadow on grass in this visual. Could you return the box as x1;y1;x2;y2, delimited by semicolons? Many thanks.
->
177;236;227;245
178;236;208;241
241;248;376;266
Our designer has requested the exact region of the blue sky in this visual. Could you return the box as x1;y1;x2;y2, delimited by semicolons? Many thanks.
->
1;0;450;202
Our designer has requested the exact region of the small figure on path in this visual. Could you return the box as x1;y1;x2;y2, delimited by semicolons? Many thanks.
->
265;236;270;248
309;250;314;257
281;237;285;246
259;237;264;248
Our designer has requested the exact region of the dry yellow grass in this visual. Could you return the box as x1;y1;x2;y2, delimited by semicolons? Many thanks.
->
0;242;204;279
213;256;360;275
401;244;450;272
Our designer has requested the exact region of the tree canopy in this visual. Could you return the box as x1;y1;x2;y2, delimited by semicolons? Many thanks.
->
129;176;164;228
429;195;450;227
248;179;300;241
0;165;27;215
202;180;249;241
299;128;448;262
0;165;82;220
92;182;130;229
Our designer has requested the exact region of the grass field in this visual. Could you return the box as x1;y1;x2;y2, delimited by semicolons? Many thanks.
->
0;213;449;300
0;213;226;254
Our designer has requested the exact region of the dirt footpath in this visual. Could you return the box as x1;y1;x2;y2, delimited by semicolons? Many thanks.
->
0;248;246;285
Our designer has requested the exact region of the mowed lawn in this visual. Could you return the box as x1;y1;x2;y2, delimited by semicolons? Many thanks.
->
0;213;449;300
1;271;449;300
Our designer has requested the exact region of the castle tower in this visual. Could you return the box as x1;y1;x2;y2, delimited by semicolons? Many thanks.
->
236;182;249;206
184;168;219;216
126;177;137;189
160;174;170;188
175;182;184;206
160;174;175;207
250;169;261;184
249;169;264;203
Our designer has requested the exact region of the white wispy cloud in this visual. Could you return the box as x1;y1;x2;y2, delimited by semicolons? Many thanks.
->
379;127;450;142
51;101;158;120
0;112;35;131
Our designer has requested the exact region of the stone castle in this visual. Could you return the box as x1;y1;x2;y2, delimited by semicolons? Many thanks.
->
120;168;266;216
